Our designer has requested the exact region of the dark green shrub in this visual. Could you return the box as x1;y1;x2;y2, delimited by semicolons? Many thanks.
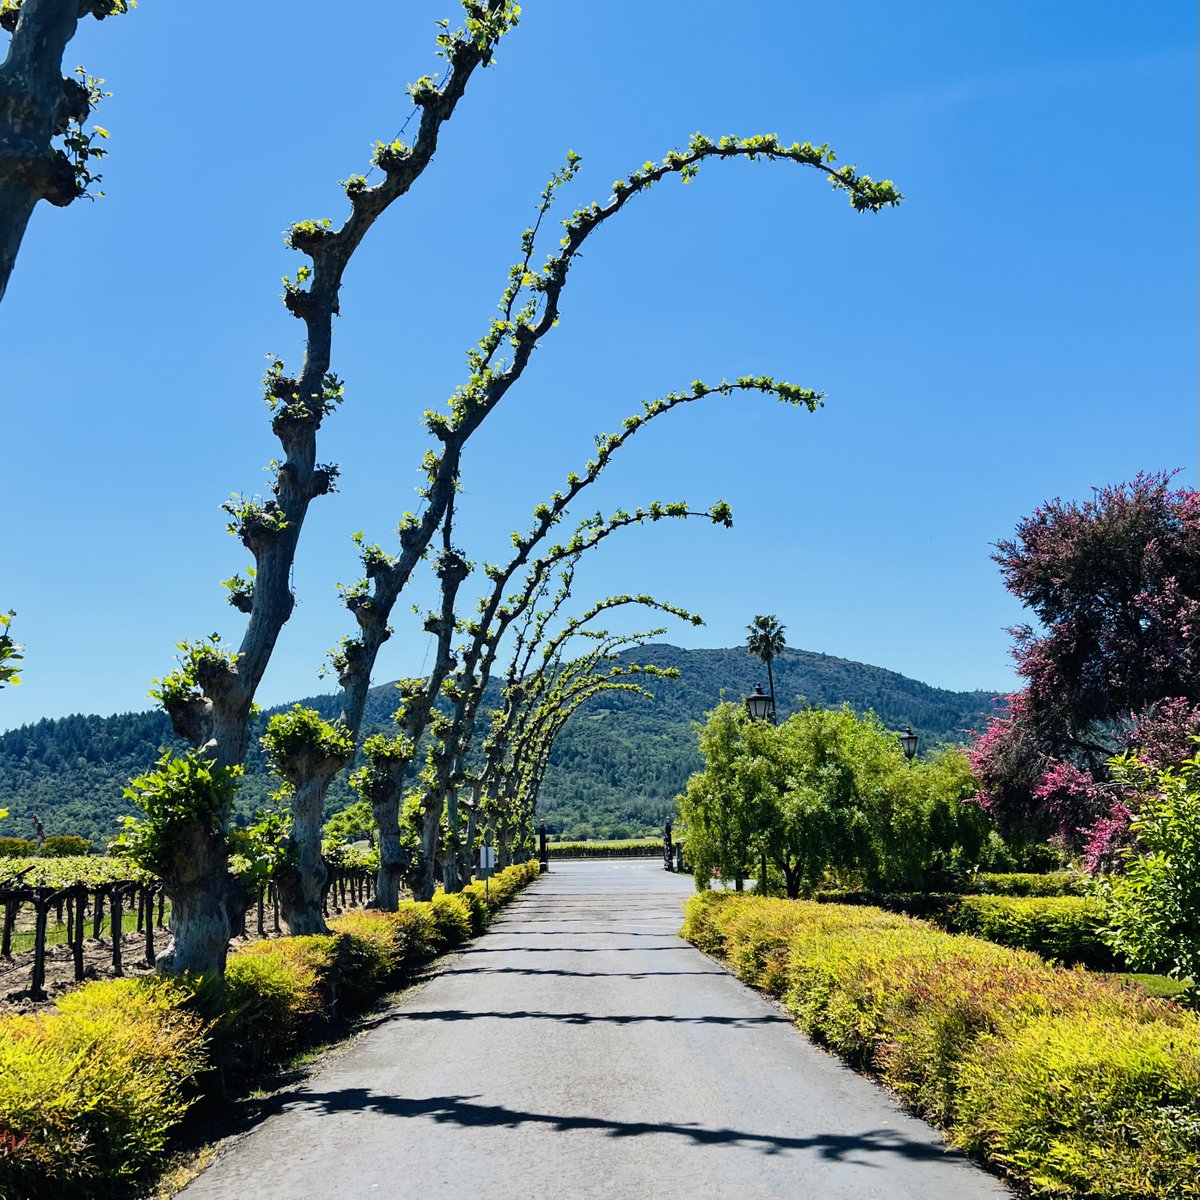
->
0;836;36;857
814;889;958;918
941;895;1121;969
548;839;660;858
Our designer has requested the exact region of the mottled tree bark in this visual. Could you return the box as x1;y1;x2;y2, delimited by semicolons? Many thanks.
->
0;0;86;302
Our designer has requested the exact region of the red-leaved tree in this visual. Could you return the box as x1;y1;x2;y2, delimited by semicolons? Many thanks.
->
970;472;1200;866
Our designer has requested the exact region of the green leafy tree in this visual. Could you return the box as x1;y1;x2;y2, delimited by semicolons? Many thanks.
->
678;702;772;891
746;614;786;719
681;703;987;897
323;798;376;850
1098;750;1200;983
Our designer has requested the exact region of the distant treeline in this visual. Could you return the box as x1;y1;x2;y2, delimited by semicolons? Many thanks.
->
0;645;998;845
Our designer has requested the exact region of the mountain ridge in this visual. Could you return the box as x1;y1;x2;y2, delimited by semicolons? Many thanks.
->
0;645;1000;844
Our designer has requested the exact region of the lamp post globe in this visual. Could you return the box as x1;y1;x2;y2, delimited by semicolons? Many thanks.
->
900;726;919;760
745;684;774;723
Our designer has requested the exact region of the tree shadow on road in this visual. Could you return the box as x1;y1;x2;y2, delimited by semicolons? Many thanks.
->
353;1007;792;1031
258;1087;966;1166
445;965;725;979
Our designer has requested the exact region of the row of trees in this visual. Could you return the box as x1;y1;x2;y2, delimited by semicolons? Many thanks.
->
680;702;986;897
2;3;901;977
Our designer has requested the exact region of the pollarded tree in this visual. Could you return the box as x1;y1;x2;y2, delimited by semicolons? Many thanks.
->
410;496;721;899
131;7;901;962
971;472;1200;863
123;2;522;975
267;129;901;920
280;372;817;922
486;633;675;863
458;578;702;879
0;0;132;301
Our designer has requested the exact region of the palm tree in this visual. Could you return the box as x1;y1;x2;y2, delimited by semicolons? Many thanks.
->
746;614;786;722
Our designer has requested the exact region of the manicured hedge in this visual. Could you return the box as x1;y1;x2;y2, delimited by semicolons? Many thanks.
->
682;893;1198;1199
936;894;1122;970
548;839;661;858
972;871;1085;897
0;860;541;1198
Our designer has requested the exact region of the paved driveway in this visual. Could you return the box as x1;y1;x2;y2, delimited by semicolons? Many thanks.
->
179;860;1011;1199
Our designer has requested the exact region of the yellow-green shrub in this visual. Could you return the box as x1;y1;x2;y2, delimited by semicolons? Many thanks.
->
390;900;438;962
428;892;472;949
217;934;339;1072
327;910;403;1006
957;1013;1200;1198
0;855;540;1198
682;893;1199;1199
0;978;206;1198
457;883;490;934
461;860;540;926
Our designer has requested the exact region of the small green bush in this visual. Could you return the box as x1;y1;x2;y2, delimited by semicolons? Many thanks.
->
38;835;93;858
973;871;1085;897
0;836;36;858
428;892;472;949
941;895;1121;969
0;978;207;1198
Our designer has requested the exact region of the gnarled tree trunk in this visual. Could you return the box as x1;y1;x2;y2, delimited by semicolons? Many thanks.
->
372;793;406;911
156;821;233;977
276;775;333;934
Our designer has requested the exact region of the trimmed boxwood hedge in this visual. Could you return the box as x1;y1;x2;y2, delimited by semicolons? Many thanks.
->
682;892;1197;1200
0;860;541;1198
971;871;1086;897
935;894;1122;970
548;839;661;858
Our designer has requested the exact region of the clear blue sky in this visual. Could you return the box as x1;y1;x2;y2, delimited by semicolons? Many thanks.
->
2;0;1196;731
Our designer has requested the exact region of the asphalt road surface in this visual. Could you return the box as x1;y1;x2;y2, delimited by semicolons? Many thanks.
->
179;860;1011;1200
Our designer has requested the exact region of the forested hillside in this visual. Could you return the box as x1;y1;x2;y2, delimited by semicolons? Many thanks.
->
0;646;998;844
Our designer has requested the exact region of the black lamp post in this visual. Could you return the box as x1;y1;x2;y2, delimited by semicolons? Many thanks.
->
745;684;775;724
743;684;775;895
900;726;919;761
